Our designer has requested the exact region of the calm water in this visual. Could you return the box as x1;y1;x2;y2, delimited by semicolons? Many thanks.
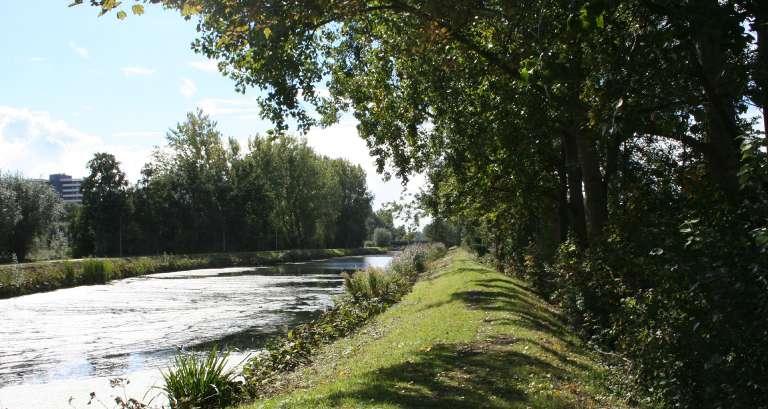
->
0;254;391;409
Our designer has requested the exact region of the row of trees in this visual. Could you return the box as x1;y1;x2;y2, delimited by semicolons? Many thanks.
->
71;111;375;257
83;1;767;407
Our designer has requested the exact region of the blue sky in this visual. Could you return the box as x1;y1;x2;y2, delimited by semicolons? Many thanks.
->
0;1;424;209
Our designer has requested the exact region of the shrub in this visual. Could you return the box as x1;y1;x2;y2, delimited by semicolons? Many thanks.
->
373;227;392;247
343;267;401;302
62;261;76;285
390;242;446;281
80;259;113;284
162;347;240;409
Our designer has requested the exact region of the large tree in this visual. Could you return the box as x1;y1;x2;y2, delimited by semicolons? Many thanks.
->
81;153;129;256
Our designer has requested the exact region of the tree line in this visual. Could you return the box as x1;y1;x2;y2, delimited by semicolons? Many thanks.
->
70;111;374;257
2;111;381;261
80;1;768;407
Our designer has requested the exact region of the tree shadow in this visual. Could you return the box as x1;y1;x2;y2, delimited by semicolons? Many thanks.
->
308;270;605;408
320;340;578;409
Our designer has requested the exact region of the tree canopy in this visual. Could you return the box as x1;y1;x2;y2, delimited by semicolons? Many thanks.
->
73;111;374;257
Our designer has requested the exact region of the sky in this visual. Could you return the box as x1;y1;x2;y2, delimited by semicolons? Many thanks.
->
0;1;425;210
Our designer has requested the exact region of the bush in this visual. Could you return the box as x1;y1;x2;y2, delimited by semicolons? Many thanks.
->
62;261;76;285
390;242;446;281
162;347;240;409
373;227;393;247
80;259;113;284
343;267;402;302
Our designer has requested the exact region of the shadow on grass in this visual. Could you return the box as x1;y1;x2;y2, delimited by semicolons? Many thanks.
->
322;340;577;409
310;267;599;408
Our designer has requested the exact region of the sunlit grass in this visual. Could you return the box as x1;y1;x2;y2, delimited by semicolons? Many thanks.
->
238;249;634;409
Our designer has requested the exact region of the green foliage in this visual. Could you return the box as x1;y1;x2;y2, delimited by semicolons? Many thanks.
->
343;267;400;303
372;228;392;247
80;152;128;257
62;261;76;285
242;243;446;397
0;173;63;262
423;219;462;247
80;259;114;284
72;111;373;257
162;347;241;409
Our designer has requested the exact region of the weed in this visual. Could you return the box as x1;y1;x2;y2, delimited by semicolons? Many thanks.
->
162;347;241;409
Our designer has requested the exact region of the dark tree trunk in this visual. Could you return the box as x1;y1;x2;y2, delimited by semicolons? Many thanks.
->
689;1;743;195
572;129;608;241
557;145;571;244
752;3;768;151
562;132;589;247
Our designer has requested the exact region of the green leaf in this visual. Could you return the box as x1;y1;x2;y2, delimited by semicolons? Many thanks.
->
263;27;272;39
181;3;200;17
116;10;128;20
132;4;145;16
519;67;529;82
579;6;590;29
596;13;605;29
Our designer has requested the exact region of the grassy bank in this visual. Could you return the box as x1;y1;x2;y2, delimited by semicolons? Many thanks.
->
0;247;385;299
239;249;635;409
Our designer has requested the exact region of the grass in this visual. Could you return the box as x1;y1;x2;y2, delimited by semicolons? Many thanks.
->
237;249;635;409
0;247;385;299
162;347;240;409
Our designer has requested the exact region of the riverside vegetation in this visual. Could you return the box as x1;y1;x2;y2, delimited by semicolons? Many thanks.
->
157;243;447;408
0;247;383;299
157;246;644;409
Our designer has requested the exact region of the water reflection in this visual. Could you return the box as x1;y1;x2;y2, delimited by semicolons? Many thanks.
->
0;254;391;408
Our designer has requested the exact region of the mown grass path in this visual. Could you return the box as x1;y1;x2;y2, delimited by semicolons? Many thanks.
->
239;249;632;409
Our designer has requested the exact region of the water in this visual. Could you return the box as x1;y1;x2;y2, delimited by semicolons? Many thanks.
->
0;254;392;409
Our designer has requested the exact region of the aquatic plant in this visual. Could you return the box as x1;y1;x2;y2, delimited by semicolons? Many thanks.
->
162;347;240;409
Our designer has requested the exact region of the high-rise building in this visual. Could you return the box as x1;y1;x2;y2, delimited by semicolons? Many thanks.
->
48;174;83;203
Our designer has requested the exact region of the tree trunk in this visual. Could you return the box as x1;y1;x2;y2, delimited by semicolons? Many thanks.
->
557;146;571;244
573;129;608;241
753;4;768;151
690;2;742;195
562;132;589;247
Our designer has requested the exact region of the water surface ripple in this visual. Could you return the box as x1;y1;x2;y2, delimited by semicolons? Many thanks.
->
0;254;391;408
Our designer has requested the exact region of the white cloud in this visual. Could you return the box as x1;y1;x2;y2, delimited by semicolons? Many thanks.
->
121;66;155;77
112;131;164;139
188;59;219;73
68;41;89;59
197;97;261;116
0;106;150;181
179;78;197;98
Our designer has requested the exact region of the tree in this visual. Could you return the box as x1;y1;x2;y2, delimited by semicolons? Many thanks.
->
372;227;392;247
81;153;128;256
329;160;372;248
0;173;62;261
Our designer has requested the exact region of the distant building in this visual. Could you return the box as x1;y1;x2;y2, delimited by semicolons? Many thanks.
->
48;174;83;204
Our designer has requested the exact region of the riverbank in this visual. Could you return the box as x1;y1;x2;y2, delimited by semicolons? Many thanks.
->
239;249;636;408
0;247;385;299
